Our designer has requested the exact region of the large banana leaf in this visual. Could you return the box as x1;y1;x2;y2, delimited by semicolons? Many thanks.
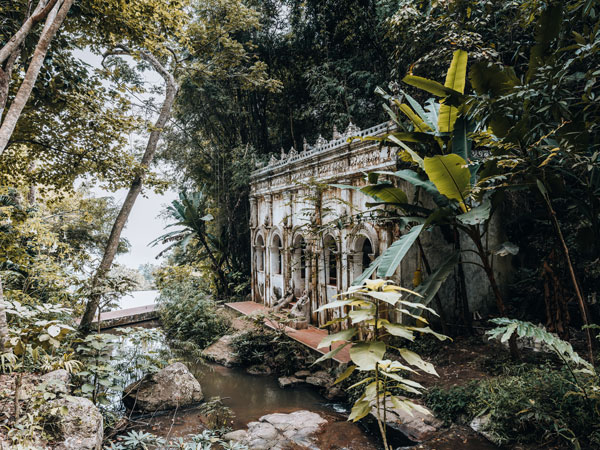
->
360;184;408;204
401;90;437;132
423;154;471;209
351;255;382;286
414;251;460;307
376;224;424;278
391;169;449;206
398;103;431;132
457;199;491;225
438;50;468;133
402;75;463;103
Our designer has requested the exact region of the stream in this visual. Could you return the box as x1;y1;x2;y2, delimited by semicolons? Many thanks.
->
109;323;382;448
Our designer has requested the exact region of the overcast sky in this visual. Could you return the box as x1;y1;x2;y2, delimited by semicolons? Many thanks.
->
76;49;180;270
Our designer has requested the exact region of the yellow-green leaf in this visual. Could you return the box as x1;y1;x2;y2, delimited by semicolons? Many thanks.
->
423;154;471;209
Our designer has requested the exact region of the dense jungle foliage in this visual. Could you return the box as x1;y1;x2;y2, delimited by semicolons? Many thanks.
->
0;0;599;448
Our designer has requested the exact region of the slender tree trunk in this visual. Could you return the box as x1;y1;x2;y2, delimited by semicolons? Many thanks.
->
468;226;519;359
542;191;595;364
0;48;20;119
79;50;179;334
0;276;9;351
0;0;74;155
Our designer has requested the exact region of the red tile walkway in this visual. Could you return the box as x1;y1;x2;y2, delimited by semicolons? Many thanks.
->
225;301;352;364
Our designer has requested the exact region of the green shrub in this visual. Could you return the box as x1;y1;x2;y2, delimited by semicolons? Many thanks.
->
156;272;230;349
425;366;600;448
230;329;315;375
424;383;478;426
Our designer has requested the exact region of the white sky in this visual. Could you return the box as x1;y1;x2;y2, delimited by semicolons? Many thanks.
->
75;49;179;270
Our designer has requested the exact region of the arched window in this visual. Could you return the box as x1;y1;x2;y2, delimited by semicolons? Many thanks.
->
271;234;282;275
324;235;338;287
255;235;265;272
360;237;373;272
352;235;375;282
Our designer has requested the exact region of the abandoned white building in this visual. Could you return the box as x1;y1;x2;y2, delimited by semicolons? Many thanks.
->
249;121;509;326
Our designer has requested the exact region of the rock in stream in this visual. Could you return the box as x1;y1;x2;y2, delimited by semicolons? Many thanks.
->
123;362;203;412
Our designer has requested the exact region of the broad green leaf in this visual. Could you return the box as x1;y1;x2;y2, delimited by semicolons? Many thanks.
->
351;256;381;286
451;117;471;161
349;307;375;324
438;50;468;133
409;326;450;341
398;103;432;132
350;341;386;370
423;154;471;208
399;348;438;375
364;291;401;305
349;400;372;422
335;365;357;384
47;325;61;338
376;224;424;277
312;342;351;365
402;75;463;99
382;323;415;341
360;185;408;204
401;90;436;131
415;251;460;307
391;396;415;417
457;200;491;225
315;299;353;312
392;169;449;206
398;300;438;316
318;328;357;349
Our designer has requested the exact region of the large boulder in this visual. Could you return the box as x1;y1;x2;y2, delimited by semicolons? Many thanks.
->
222;410;327;449
47;395;103;450
371;398;442;442
123;362;203;412
201;334;241;367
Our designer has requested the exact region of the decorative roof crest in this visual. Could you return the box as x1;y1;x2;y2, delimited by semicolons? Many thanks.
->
315;134;327;147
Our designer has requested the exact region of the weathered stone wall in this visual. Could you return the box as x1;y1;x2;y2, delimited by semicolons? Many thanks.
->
249;121;510;326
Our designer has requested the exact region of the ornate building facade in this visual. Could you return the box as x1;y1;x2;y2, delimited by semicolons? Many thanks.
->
249;121;508;326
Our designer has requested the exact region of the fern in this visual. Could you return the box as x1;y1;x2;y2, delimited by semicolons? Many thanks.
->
487;318;594;374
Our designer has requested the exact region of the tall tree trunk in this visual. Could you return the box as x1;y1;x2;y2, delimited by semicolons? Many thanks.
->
0;0;59;65
0;276;9;351
0;0;74;155
79;50;179;334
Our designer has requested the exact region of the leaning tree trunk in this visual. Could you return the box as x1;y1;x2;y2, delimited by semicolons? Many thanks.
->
0;276;9;351
79;50;179;334
0;0;75;155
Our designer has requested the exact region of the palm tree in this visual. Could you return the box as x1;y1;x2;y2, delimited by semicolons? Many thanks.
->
152;191;230;297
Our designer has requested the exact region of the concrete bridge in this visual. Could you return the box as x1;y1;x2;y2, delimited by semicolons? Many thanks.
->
93;304;158;329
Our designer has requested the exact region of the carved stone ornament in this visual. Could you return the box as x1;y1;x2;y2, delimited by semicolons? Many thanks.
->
269;154;278;166
332;125;341;140
280;147;287;160
345;121;360;137
289;146;298;158
303;137;309;151
315;135;327;147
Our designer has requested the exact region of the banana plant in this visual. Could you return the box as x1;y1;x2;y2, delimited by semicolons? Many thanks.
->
342;50;518;355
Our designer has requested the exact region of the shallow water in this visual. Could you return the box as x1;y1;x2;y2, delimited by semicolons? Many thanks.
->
111;327;380;447
189;362;336;429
